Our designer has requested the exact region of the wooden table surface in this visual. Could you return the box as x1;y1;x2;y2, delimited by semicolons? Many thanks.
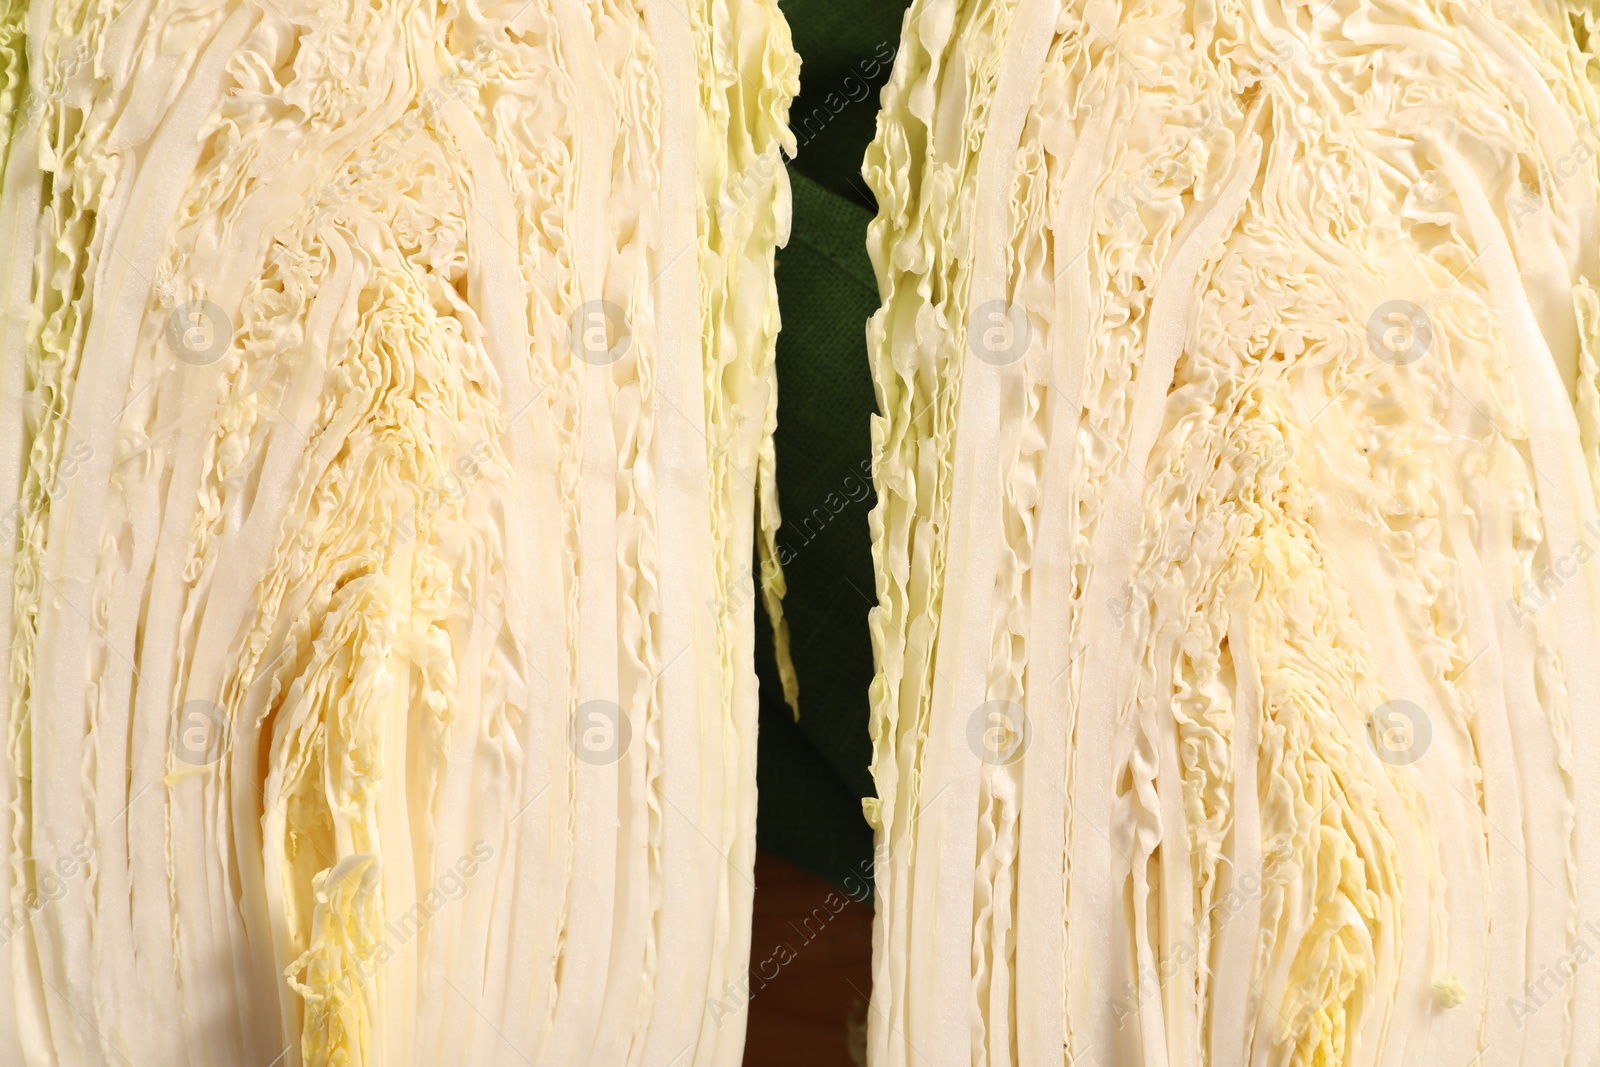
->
742;851;874;1066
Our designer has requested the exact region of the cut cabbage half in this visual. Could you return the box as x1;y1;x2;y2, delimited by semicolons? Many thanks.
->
863;0;1600;1064
0;0;796;1064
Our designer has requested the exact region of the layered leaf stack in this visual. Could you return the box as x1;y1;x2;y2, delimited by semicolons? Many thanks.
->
863;0;1600;1063
0;0;796;1064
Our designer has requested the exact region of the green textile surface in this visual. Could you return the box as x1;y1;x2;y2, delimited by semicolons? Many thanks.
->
750;0;912;894
777;0;908;211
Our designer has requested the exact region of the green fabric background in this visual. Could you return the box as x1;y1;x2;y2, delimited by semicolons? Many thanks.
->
752;0;912;892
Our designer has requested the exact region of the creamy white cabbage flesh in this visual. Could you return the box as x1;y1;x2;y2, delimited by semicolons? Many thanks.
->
863;0;1600;1064
0;0;796;1063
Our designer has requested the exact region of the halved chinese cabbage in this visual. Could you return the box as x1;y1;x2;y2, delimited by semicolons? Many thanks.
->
0;0;795;1064
863;0;1600;1064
